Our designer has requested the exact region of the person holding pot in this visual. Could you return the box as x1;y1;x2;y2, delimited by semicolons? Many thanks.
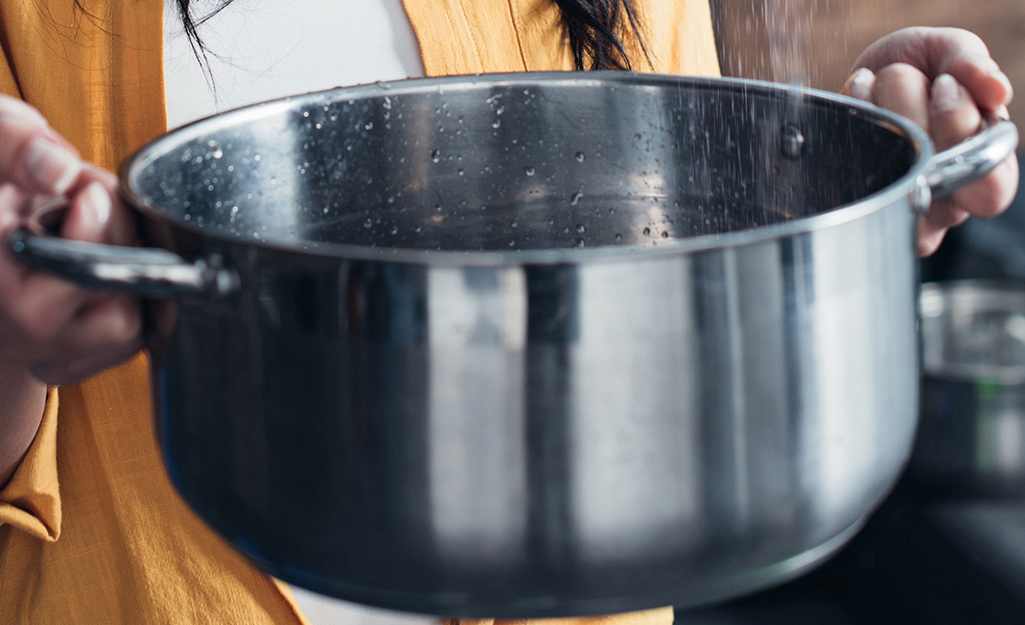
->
0;0;1017;623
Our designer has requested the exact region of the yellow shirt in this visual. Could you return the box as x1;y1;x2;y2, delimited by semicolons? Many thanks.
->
0;1;719;623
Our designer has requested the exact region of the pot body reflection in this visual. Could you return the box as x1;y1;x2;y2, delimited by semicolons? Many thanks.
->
149;207;918;616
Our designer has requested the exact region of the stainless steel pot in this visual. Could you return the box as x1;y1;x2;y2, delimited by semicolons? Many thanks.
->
9;73;1018;616
911;281;1025;495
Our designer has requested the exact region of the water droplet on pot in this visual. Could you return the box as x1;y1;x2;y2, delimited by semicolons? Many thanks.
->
575;151;586;162
206;140;223;159
524;166;536;176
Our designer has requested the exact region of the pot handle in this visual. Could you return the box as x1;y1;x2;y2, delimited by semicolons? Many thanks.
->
7;228;239;299
925;115;1018;199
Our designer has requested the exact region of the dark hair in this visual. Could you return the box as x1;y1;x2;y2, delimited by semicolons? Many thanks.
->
171;0;650;73
551;0;651;71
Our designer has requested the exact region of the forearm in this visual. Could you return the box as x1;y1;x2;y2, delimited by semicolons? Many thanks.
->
0;360;47;488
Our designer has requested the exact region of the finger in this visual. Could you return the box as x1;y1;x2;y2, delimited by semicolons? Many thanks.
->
917;200;970;257
0;198;93;343
0;115;83;196
75;166;137;246
0;97;80;157
873;63;931;131
0;97;50;128
950;151;1020;219
0;189;91;337
60;182;114;244
929;31;1013;111
0;267;92;349
22;168;135;247
917;218;953;257
20;296;143;385
842;67;876;102
916;138;1019;257
1;289;142;377
929;74;981;151
853;27;1012;112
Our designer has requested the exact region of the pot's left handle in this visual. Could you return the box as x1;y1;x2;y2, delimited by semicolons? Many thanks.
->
7;228;239;299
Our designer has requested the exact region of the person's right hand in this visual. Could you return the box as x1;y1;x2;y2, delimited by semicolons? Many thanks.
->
0;95;142;385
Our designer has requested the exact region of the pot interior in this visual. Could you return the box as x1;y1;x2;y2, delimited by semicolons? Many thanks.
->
125;74;920;253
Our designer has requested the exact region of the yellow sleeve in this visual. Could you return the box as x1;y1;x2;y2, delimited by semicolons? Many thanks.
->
0;388;61;541
0;48;21;98
0;0;166;169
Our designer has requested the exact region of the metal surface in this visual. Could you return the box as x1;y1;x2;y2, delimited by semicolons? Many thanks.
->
7;229;238;298
7;73;1017;616
926;114;1019;200
911;281;1025;495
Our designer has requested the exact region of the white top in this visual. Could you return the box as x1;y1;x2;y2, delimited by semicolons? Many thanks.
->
164;2;437;624
163;0;426;129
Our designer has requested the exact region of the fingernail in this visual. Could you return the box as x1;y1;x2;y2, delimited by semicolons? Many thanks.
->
931;74;969;112
845;68;874;101
82;182;112;231
24;137;82;195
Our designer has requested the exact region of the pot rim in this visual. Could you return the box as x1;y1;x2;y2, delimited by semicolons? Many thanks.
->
120;72;931;267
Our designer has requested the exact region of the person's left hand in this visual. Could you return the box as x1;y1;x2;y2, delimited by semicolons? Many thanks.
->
843;26;1018;256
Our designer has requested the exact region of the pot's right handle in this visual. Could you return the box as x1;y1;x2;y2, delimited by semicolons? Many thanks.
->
925;115;1018;200
7;228;239;299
